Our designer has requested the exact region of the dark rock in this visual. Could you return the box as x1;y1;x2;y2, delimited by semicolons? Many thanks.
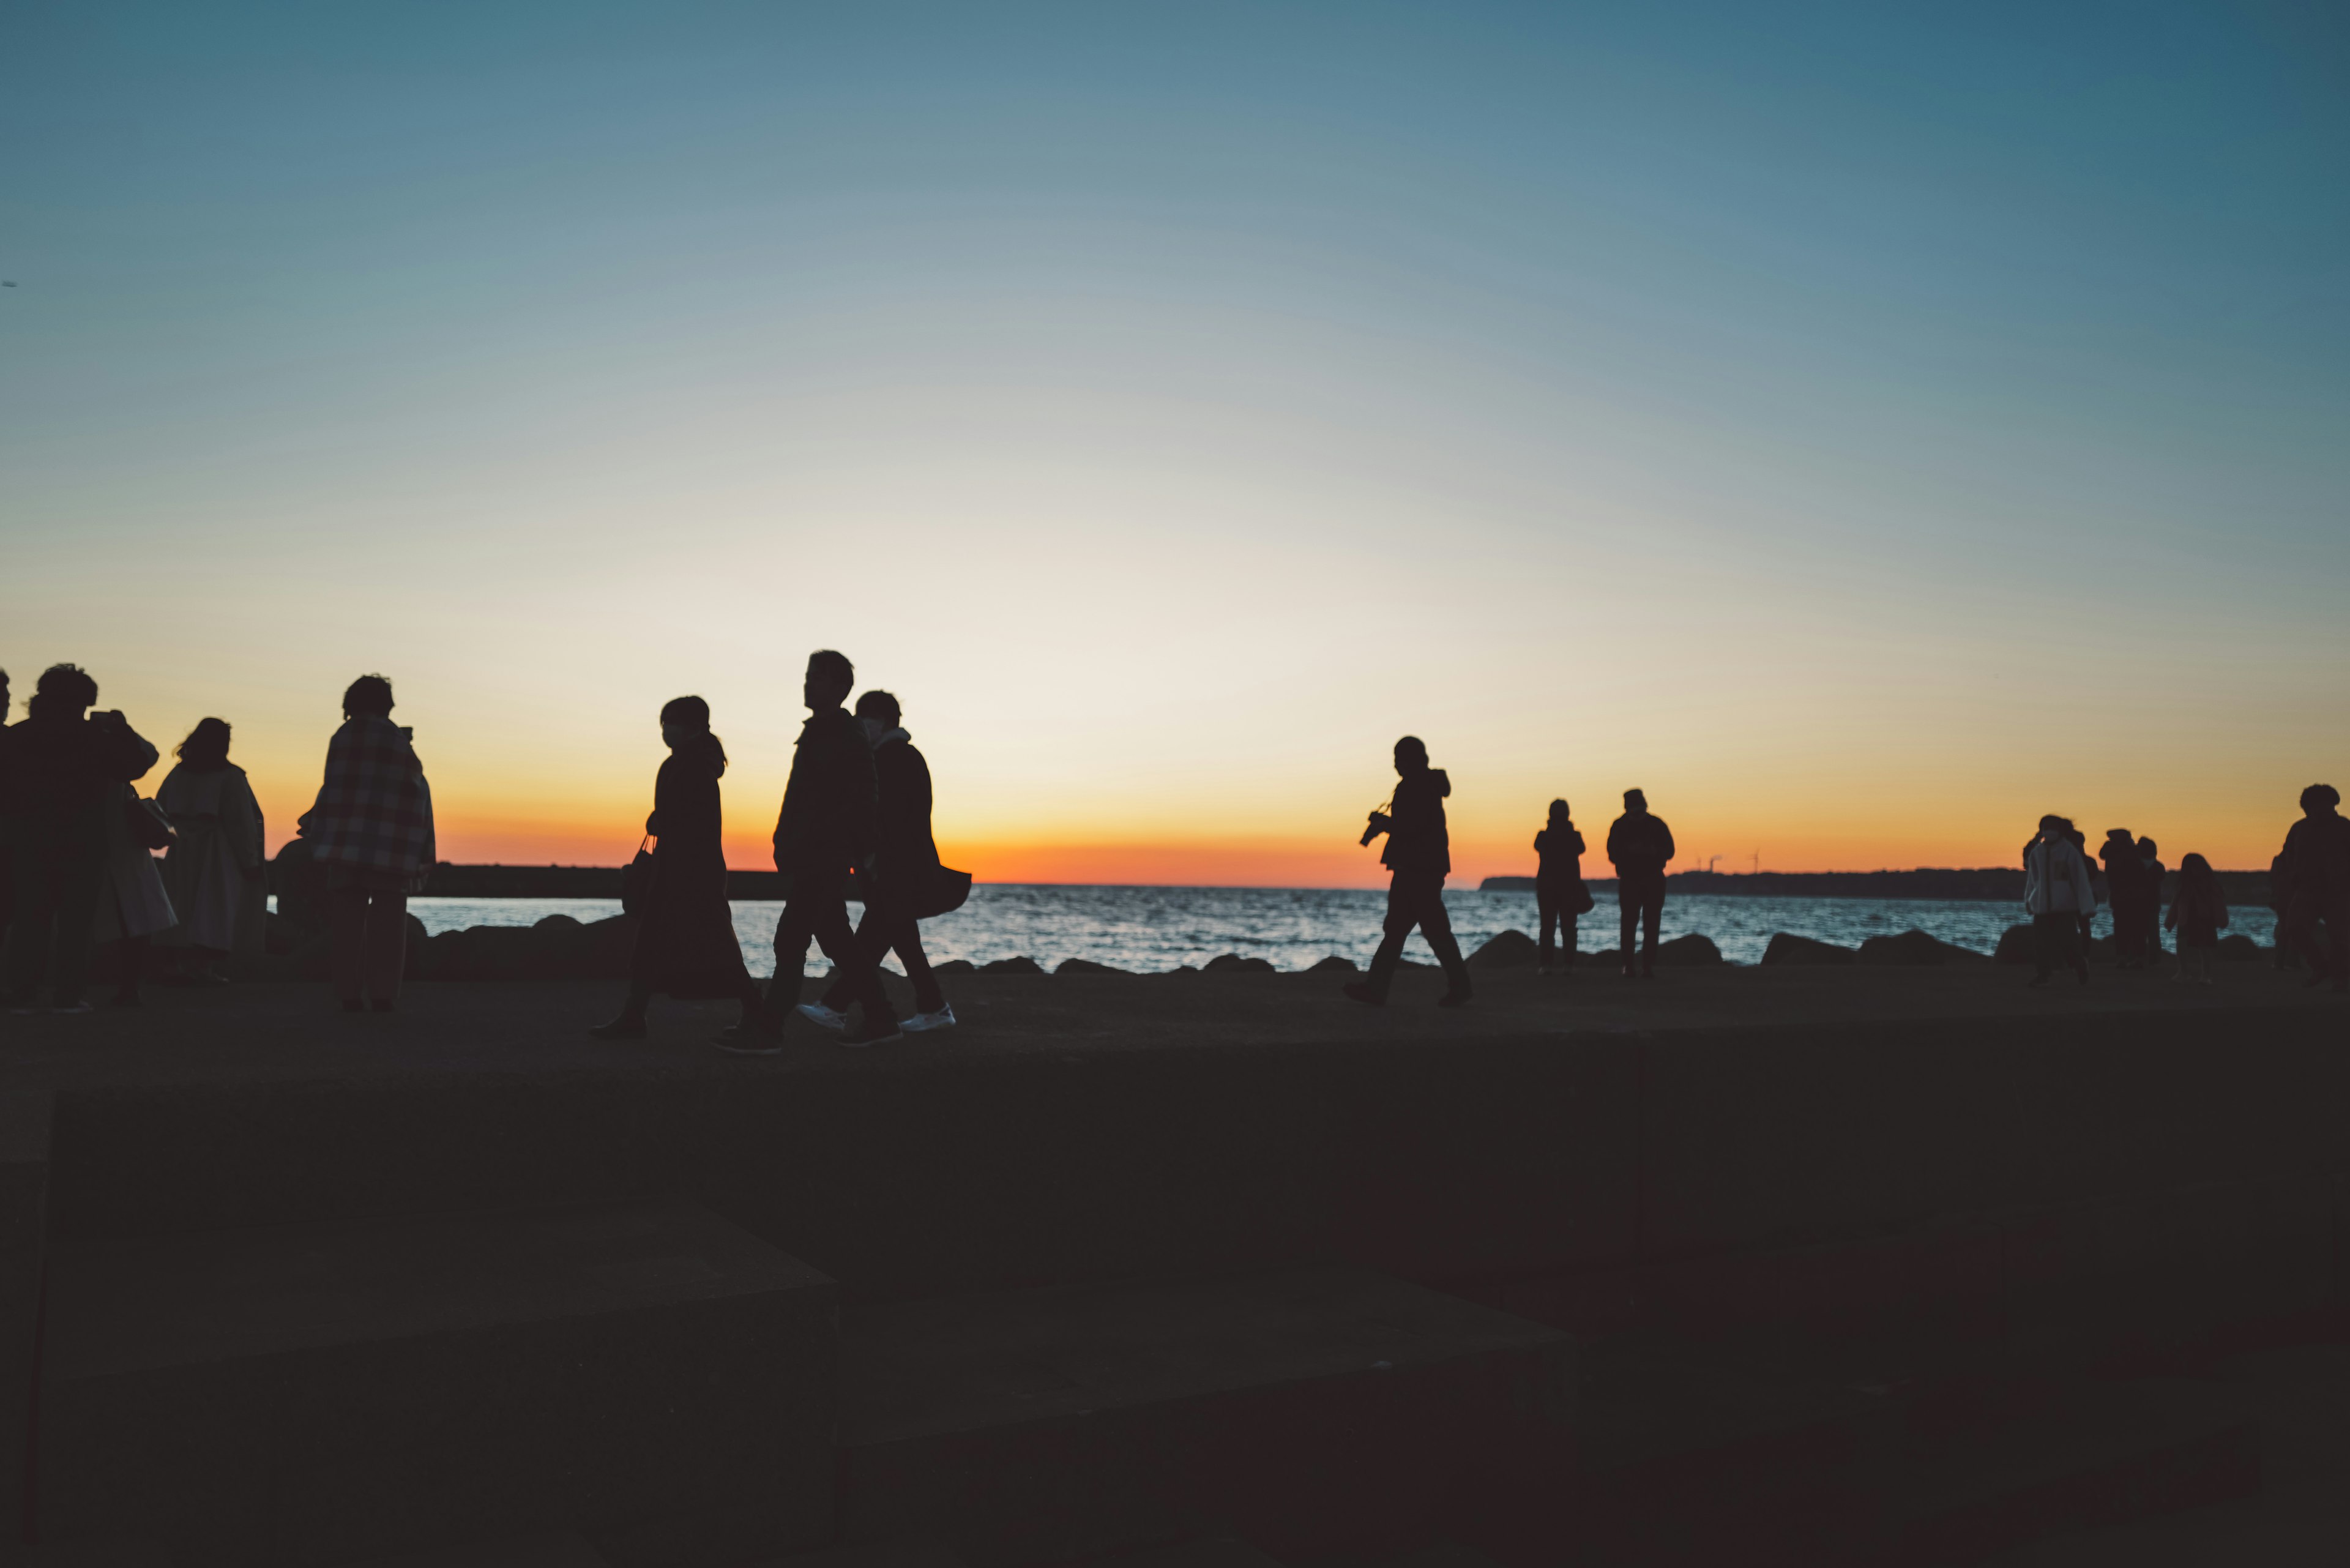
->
1656;933;1724;966
1055;958;1130;977
1478;876;1538;893
1856;928;1990;966
1994;924;2038;965
1202;954;1276;974
1761;933;1856;966
1309;955;1359;973
980;957;1044;976
1468;930;1540;969
933;960;977;976
2215;933;2264;961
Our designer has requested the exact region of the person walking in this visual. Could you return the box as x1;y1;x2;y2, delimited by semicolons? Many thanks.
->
2099;829;2150;968
2024;814;2097;987
590;696;774;1042
1344;735;1471;1007
734;650;898;1051
0;666;159;1013
300;675;434;1013
155;718;266;984
1534;799;1589;974
2165;853;2228;985
803;690;954;1035
1606;788;1675;978
2278;784;2350;993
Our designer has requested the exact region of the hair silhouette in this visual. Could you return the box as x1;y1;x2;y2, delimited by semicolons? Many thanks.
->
176;718;233;771
342;674;394;719
2303;783;2340;811
658;694;728;777
34;663;98;709
1548;797;1571;824
854;690;901;725
808;649;854;690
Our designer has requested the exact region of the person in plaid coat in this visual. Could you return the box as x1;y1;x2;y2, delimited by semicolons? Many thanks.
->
299;674;435;1012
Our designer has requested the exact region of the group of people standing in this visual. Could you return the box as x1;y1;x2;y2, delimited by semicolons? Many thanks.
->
0;665;269;1012
1345;734;1684;1003
590;649;957;1051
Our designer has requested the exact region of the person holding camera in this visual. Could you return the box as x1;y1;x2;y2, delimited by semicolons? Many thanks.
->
1606;788;1675;978
1;665;159;1014
1343;735;1472;1008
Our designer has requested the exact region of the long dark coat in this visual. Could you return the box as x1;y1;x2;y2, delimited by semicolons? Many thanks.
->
631;749;752;998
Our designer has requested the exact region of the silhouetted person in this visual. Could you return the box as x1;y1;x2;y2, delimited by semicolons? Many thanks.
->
808;690;953;1034
2138;836;2166;962
2278;783;2350;993
591;697;774;1041
1606;788;1674;978
92;769;177;1007
1;666;157;1013
155;719;267;984
739;650;898;1051
2065;822;2097;951
2024;814;2095;987
2269;848;2300;969
301;675;434;1013
2100;829;2150;968
1534;799;1589;974
2165;853;2227;986
1345;736;1471;1007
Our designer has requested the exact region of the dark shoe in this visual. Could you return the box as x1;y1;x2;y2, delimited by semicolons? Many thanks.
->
589;1013;648;1040
1437;987;1472;1008
712;1013;784;1053
840;1018;905;1049
1342;981;1386;1007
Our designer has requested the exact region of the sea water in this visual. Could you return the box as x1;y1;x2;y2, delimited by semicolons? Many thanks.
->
401;886;2278;979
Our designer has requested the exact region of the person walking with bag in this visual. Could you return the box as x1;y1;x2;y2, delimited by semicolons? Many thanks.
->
155;718;267;985
801;689;960;1036
728;650;898;1052
1;666;158;1014
591;696;774;1041
1535;799;1591;974
300;675;434;1013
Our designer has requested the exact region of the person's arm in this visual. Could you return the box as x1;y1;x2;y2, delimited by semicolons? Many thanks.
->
843;728;879;870
225;770;265;870
1570;828;1586;857
1658;820;1676;864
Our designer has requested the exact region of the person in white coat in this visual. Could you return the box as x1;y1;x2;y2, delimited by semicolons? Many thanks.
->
156;718;266;983
2023;814;2097;987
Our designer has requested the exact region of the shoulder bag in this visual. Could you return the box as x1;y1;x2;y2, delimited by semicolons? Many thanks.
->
621;837;655;917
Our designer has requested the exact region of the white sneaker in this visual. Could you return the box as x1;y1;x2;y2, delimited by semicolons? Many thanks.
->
795;1002;849;1032
900;1006;957;1033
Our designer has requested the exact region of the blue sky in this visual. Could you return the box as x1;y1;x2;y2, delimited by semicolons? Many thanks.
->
4;2;2343;875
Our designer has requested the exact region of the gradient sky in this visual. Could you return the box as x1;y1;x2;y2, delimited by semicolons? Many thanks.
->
5;2;2344;883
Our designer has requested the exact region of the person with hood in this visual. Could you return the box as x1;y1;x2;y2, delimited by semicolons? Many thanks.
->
2024;814;2097;986
590;696;774;1041
1;665;159;1012
155;717;267;984
2165;853;2228;985
1344;735;1471;1007
2099;829;2150;968
301;674;434;1012
1534;798;1589;974
1606;788;1676;978
804;689;953;1035
2278;783;2350;993
729;649;898;1051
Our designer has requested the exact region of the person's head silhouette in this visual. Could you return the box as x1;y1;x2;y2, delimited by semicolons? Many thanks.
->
2039;814;2065;836
1548;797;1572;826
342;674;394;721
2302;783;2340;818
805;651;854;714
1393;736;1428;775
658;695;727;777
1623;788;1647;814
31;663;98;719
177;718;233;771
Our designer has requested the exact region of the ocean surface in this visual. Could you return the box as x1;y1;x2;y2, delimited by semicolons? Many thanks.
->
400;886;2279;979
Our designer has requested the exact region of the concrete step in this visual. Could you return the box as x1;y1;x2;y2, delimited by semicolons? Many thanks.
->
340;1533;611;1566
37;1201;840;1568
835;1266;1572;1566
759;1540;968;1567
0;1543;173;1567
1088;1542;1286;1567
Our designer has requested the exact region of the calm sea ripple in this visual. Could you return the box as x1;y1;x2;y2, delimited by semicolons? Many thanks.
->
401;886;2279;979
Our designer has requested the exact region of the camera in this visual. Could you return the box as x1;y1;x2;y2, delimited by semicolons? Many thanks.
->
1360;810;1392;848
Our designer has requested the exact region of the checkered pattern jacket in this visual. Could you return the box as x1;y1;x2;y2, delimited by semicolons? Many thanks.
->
302;716;436;889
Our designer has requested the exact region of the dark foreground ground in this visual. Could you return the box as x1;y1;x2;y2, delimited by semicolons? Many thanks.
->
2;965;2343;1566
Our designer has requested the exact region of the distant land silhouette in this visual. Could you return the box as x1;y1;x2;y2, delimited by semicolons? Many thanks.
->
1480;867;2272;905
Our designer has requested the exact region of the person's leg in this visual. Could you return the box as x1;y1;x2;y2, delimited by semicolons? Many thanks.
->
50;836;108;1009
113;934;149;1006
767;898;818;1017
1420;880;1471;1002
2031;911;2061;983
327;885;368;1006
1561;914;1578;971
808;883;894;1028
4;826;56;1005
1618;886;1638;976
1537;887;1558;965
1640;886;1663;975
816;901;887;1013
1354;876;1418;1002
2288;898;2330;980
894;917;946;1015
365;891;408;1007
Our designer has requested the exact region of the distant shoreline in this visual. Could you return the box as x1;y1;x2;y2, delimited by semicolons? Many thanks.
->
389;864;2272;905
